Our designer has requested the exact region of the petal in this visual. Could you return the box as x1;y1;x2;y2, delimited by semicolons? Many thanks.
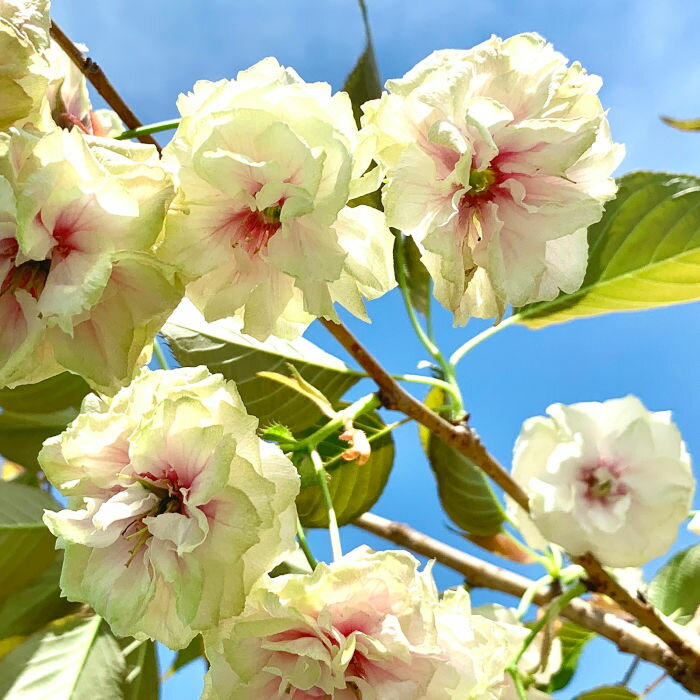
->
51;252;183;393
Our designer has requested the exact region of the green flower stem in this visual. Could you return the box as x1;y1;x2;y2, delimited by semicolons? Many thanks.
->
516;574;553;620
153;337;170;370
299;393;381;450
311;449;343;561
391;373;463;406
116;119;181;141
395;234;442;360
449;313;519;366
511;581;587;671
507;667;528;700
121;639;145;657
296;517;318;570
395;233;464;416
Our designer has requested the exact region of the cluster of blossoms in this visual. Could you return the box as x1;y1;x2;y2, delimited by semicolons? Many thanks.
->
0;7;625;382
1;2;696;697
40;365;562;697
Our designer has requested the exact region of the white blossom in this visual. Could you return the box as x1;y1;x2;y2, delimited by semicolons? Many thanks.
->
203;547;534;699
0;127;181;392
160;57;395;340
44;39;123;135
41;367;300;649
508;396;695;567
364;33;622;322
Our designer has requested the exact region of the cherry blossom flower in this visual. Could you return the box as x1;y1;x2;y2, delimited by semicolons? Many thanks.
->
203;547;541;699
0;0;50;131
364;33;623;322
508;396;695;567
0;127;182;392
689;512;700;537
160;57;395;340
41;367;300;649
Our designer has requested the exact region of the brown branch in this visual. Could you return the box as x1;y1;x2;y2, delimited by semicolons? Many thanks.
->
321;317;700;681
575;552;700;665
49;21;161;152
355;512;700;695
320;318;529;510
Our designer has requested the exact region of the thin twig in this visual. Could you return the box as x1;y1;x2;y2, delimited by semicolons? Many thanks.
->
49;21;161;151
641;672;668;697
621;656;641;687
354;512;700;694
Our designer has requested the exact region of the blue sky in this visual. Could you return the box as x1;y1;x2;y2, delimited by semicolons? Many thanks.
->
53;1;700;697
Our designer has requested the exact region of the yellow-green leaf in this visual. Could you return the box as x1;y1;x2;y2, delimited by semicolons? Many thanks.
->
0;374;89;415
662;115;700;132
646;544;700;625
0;615;125;700
575;686;638;699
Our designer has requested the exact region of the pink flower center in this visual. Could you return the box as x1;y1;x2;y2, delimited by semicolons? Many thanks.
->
229;203;283;256
121;469;187;566
454;166;507;245
578;460;629;504
0;238;51;300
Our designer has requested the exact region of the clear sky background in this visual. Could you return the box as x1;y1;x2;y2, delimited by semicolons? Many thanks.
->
52;1;700;698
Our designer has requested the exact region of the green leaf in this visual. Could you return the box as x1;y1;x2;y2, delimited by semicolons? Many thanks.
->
518;172;700;328
545;622;595;692
122;640;159;700
260;423;296;446
396;234;431;316
0;615;126;700
425;435;505;536
162;302;359;433
661;115;700;132
0;559;74;640
646;543;700;624
0;482;59;596
575;686;638;699
270;550;314;577
0;409;76;471
419;388;504;537
0;374;89;415
343;0;381;126
167;636;204;677
296;408;394;527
